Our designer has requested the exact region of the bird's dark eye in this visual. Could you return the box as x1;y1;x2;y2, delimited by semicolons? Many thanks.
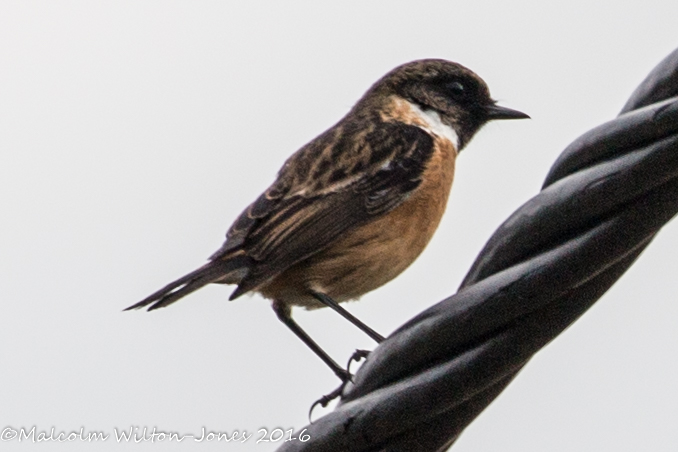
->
445;81;466;98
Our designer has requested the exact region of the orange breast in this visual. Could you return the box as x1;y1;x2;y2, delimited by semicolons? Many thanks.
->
259;137;458;308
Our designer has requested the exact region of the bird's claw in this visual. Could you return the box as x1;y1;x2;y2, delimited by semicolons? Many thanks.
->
347;349;370;374
309;349;373;422
309;382;348;423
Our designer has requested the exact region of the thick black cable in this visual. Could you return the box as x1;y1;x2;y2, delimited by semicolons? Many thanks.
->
276;47;678;452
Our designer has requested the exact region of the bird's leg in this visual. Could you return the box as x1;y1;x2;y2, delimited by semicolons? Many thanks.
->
311;292;385;343
271;300;350;382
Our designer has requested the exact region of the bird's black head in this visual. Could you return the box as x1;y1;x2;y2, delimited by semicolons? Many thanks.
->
365;59;529;149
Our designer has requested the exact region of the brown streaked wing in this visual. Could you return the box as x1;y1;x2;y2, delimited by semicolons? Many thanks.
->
210;182;289;259
229;121;435;298
210;125;345;260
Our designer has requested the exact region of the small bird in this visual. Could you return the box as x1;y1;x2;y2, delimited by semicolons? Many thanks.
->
126;59;528;380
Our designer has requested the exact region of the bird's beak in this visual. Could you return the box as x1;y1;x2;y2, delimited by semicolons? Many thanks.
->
485;104;530;120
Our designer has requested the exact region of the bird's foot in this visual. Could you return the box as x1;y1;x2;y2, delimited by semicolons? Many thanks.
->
309;382;348;423
347;349;370;374
309;349;372;422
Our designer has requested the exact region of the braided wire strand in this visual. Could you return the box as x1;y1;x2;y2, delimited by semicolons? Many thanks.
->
276;47;678;452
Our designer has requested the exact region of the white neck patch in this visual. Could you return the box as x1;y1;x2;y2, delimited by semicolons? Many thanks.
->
406;100;460;150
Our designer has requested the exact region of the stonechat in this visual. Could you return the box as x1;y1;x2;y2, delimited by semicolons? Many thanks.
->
126;59;528;380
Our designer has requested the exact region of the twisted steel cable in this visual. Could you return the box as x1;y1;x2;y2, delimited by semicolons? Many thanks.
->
277;47;678;452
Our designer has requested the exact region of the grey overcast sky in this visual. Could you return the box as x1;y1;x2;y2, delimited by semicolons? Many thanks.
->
2;1;678;451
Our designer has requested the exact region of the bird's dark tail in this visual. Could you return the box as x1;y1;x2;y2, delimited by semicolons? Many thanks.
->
125;254;251;311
